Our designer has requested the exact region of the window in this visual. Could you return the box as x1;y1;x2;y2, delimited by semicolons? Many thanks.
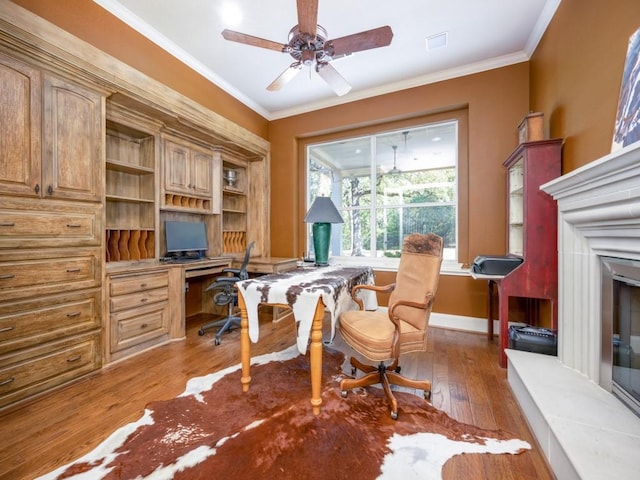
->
307;120;460;269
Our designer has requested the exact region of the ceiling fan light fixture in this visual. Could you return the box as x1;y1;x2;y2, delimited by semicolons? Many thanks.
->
220;0;393;96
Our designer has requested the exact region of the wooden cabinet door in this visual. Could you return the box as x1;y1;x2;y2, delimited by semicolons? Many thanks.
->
0;53;41;197
164;139;212;198
43;75;104;202
191;148;213;197
164;140;192;195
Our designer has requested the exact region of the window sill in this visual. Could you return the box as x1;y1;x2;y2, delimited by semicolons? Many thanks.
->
330;256;469;276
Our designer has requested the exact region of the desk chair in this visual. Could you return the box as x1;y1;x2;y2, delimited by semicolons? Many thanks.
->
338;233;443;419
198;241;255;345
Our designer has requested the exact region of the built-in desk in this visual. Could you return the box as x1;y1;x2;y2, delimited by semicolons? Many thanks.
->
104;258;230;363
231;256;298;275
180;258;233;329
184;256;298;331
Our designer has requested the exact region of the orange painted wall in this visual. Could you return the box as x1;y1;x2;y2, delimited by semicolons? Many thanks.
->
11;0;269;139
270;65;530;318
530;0;640;172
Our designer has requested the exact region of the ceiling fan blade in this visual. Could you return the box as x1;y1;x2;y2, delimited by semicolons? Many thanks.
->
316;62;351;96
267;63;303;91
296;0;318;37
325;25;393;57
222;29;289;52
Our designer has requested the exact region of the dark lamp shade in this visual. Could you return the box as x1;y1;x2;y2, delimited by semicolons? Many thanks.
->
303;196;344;224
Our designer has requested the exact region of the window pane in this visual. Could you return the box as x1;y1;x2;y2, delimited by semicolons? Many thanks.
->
307;119;458;261
341;175;371;207
338;208;371;257
375;205;456;257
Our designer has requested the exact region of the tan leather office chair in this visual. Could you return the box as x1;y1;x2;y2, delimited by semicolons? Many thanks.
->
338;233;443;419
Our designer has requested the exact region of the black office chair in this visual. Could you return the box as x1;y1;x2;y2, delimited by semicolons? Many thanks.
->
198;241;255;345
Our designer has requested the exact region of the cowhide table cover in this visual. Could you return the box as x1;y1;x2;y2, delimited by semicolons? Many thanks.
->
237;265;376;353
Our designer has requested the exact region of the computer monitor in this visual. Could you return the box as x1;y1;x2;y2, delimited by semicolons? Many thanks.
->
165;221;208;256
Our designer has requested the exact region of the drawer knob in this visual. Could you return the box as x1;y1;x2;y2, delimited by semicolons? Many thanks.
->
66;312;81;318
0;326;15;333
140;283;147;288
0;274;15;280
140;298;148;303
0;377;15;387
0;222;15;227
67;355;81;363
66;268;81;273
66;223;82;229
141;323;148;329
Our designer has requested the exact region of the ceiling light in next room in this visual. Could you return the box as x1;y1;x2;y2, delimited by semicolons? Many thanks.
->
426;32;448;51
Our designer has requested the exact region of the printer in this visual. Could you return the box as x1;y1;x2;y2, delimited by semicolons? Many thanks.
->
471;255;523;276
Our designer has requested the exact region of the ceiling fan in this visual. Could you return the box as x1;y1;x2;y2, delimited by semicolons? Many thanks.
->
221;0;393;96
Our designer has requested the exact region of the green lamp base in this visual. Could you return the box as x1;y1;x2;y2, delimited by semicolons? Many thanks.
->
312;222;332;266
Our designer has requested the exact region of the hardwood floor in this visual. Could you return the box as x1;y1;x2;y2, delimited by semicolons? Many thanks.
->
0;315;554;480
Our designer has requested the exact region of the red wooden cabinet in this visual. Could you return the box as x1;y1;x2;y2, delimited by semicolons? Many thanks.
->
496;139;562;367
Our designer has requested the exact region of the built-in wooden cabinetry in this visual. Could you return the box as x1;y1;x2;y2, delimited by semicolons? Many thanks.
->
105;104;161;262
0;53;103;201
106;268;171;362
221;151;249;253
0;1;270;410
162;134;221;215
0;52;105;409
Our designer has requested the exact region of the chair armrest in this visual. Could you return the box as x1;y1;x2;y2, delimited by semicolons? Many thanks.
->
387;294;435;320
221;267;242;276
350;283;395;309
205;277;240;291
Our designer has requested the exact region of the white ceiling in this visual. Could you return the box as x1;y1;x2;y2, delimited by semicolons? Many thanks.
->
93;0;560;121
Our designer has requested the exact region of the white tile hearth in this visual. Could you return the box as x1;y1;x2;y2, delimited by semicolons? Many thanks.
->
507;350;640;479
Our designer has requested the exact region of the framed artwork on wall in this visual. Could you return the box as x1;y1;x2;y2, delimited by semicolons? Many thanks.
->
612;26;640;151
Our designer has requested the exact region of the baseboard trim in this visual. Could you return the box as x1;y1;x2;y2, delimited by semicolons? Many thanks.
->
374;309;494;336
429;312;495;335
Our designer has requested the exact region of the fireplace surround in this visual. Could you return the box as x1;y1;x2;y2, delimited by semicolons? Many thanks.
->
506;141;640;479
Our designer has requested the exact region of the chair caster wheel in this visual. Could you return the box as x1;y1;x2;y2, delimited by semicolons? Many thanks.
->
350;367;357;375
214;338;221;346
390;410;398;420
424;390;431;400
394;366;401;374
198;329;205;336
341;390;348;398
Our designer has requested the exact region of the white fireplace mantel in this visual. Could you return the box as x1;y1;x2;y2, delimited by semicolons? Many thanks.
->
506;141;640;479
542;141;640;378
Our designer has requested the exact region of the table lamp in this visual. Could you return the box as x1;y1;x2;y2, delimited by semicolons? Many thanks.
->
304;196;343;266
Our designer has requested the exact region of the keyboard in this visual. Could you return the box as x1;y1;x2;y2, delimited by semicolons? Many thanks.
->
162;256;202;264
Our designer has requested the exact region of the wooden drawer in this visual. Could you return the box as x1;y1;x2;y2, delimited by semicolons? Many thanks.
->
110;302;170;354
109;287;169;312
109;271;169;296
0;289;101;354
0;332;101;409
0;197;101;248
0;250;100;302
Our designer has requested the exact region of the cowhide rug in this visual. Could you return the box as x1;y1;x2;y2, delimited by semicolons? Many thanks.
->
39;346;530;480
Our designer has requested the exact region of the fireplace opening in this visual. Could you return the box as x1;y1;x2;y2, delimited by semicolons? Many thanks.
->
601;257;640;417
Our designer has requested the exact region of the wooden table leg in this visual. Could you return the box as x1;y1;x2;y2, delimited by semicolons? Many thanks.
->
238;292;251;392
309;299;325;415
